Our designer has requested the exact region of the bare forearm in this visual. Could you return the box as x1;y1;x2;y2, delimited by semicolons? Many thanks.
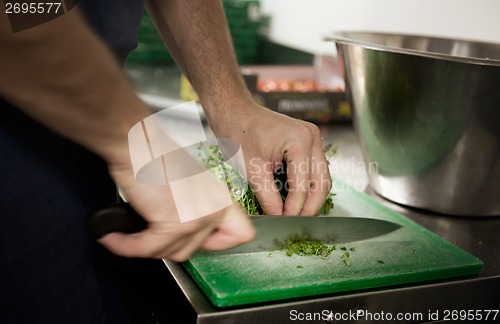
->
0;9;151;165
146;0;254;126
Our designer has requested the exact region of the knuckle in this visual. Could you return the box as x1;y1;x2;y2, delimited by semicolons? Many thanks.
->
305;122;321;138
291;122;321;149
297;126;315;144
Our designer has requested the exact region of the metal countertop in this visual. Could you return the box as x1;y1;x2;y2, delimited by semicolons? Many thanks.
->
162;124;500;324
126;64;499;323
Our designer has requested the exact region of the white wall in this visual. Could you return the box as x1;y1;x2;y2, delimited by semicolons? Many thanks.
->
260;0;500;55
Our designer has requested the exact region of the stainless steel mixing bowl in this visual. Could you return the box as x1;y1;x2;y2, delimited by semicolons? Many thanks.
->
326;31;500;216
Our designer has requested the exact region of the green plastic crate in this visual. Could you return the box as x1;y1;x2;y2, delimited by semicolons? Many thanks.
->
127;11;174;64
127;1;261;65
223;0;261;64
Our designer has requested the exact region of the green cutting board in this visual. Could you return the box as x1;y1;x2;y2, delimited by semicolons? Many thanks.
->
182;179;484;307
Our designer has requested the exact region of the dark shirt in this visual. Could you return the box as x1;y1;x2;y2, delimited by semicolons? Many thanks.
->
79;0;147;63
0;1;147;323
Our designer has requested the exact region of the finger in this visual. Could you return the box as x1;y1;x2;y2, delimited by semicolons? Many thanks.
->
202;204;255;251
282;146;312;216
98;231;169;259
151;213;223;260
155;211;228;262
248;159;284;215
299;144;332;216
97;217;218;261
165;218;222;261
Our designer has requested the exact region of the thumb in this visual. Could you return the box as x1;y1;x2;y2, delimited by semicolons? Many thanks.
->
202;204;255;251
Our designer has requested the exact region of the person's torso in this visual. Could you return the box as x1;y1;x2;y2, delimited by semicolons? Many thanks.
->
78;0;147;63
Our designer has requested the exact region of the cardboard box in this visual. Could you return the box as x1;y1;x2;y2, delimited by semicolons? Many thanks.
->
241;60;351;123
246;89;350;123
180;57;351;123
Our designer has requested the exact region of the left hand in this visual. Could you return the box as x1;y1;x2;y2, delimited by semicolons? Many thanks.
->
209;102;332;216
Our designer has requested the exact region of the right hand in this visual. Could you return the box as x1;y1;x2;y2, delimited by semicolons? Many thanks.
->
210;103;332;217
98;157;255;262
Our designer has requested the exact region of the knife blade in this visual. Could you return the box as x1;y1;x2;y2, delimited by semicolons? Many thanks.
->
209;215;401;255
90;203;401;252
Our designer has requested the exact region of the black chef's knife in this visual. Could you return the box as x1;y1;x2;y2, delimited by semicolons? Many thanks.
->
90;203;401;252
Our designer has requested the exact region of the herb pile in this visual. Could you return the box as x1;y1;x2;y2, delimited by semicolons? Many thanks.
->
272;232;356;267
273;232;336;258
197;142;337;215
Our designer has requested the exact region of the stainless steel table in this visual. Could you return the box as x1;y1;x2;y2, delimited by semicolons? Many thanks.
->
126;64;499;323
161;124;500;324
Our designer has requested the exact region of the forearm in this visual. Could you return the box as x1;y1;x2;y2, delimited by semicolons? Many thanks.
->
0;9;151;165
145;1;331;217
0;7;257;259
146;0;254;130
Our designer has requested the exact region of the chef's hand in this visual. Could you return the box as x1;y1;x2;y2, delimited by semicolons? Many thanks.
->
210;102;332;216
0;0;254;263
98;156;255;262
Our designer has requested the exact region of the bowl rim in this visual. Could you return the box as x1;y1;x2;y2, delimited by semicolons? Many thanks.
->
324;31;500;67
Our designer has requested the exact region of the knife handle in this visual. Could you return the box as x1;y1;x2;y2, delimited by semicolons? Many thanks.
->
89;202;147;239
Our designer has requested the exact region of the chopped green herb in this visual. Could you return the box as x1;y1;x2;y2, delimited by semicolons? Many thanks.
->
267;253;272;257
323;143;338;161
377;260;385;264
297;265;303;269
272;232;359;266
341;252;351;266
274;232;336;258
197;143;336;215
